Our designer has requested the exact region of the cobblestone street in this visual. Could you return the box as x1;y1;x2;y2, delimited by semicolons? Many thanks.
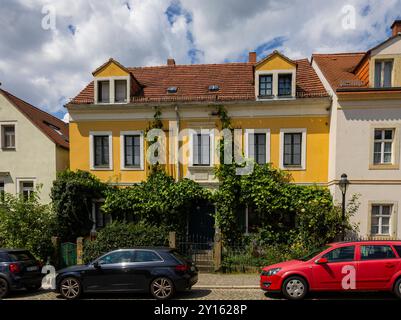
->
4;288;396;301
2;272;397;301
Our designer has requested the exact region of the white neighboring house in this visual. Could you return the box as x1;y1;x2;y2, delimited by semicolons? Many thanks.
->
0;88;69;203
312;20;401;239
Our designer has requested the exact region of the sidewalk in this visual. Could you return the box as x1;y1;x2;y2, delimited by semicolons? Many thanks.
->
194;272;260;289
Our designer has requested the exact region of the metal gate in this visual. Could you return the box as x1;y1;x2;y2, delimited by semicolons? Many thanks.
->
60;242;77;268
177;234;214;272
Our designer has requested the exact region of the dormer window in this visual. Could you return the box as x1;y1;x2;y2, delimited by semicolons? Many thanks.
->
259;75;273;97
278;74;292;97
98;80;110;103
374;60;393;88
167;87;178;94
115;80;128;103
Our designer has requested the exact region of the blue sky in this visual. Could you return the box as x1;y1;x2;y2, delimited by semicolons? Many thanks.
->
0;0;400;121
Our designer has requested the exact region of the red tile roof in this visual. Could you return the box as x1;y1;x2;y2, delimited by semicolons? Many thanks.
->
312;53;367;91
70;59;328;105
0;89;69;149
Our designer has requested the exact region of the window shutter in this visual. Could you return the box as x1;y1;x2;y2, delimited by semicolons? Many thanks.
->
384;61;393;87
392;205;398;238
374;61;382;87
193;134;199;165
201;134;210;165
248;133;255;159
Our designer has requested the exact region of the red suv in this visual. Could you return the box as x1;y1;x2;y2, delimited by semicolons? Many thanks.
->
260;241;401;300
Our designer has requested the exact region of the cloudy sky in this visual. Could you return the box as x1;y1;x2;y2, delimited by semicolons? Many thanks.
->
0;0;400;120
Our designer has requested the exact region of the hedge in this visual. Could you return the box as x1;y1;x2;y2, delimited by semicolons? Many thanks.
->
83;221;169;263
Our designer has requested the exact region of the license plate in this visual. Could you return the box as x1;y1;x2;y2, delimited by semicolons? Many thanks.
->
27;266;38;272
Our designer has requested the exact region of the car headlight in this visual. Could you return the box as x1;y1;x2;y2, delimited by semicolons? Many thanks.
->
261;268;281;276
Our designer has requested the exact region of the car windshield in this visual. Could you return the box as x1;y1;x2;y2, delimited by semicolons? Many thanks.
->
297;246;331;261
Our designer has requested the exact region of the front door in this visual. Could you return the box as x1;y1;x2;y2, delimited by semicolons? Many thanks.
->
312;245;357;291
357;245;400;290
188;203;215;239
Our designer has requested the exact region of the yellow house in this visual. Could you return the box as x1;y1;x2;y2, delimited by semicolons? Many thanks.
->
66;51;330;233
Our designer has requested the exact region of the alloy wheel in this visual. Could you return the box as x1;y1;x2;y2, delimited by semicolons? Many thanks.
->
0;278;8;299
286;279;305;298
151;278;173;299
60;278;81;299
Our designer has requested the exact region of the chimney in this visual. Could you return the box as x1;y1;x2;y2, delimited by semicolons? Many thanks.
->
248;52;257;63
391;20;401;37
167;58;176;66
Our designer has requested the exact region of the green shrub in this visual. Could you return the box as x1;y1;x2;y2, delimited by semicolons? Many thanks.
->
0;190;55;262
103;170;211;233
51;170;107;241
83;221;169;263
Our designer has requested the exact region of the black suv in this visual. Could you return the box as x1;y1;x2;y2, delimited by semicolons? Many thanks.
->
0;249;43;298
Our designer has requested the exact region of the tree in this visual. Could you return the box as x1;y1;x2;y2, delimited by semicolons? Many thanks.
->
51;170;107;241
0;189;55;261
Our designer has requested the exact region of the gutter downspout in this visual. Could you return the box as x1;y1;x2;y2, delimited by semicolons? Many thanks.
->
175;105;180;181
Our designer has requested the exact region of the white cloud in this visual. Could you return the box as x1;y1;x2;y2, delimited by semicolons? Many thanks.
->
0;0;400;117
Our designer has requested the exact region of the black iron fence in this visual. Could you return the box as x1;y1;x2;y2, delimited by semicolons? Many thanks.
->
176;234;214;271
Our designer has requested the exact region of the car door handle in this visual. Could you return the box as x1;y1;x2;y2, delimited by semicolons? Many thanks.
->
385;263;395;268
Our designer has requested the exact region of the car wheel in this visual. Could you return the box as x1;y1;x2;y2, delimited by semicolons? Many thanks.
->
150;277;175;300
60;277;82;300
282;276;308;300
394;278;401;299
0;278;9;299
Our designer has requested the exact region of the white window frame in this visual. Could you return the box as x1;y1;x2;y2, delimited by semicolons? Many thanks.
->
370;204;393;236
373;128;394;165
255;69;296;101
94;76;130;105
244;129;270;164
16;178;35;198
0;122;17;151
90;131;113;170
120;131;144;171
279;128;307;170
188;129;215;167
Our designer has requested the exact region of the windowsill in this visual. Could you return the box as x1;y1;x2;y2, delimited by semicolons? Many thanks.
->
1;147;16;151
368;234;392;239
189;165;213;169
282;165;305;171
277;95;295;99
91;166;113;171
121;166;143;171
257;95;296;101
369;163;399;170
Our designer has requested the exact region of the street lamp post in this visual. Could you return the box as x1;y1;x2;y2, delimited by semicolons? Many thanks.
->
338;173;349;241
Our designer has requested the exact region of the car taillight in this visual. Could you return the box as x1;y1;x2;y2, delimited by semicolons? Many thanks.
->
9;263;20;274
175;264;189;272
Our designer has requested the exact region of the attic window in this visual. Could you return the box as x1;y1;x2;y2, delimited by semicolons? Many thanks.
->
115;80;128;103
208;85;220;92
167;87;178;94
98;80;110;103
47;123;62;136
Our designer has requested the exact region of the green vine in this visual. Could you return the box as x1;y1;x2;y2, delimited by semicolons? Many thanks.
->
146;107;163;173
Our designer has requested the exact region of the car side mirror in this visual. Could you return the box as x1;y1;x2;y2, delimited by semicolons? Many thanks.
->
315;257;328;264
93;261;101;269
